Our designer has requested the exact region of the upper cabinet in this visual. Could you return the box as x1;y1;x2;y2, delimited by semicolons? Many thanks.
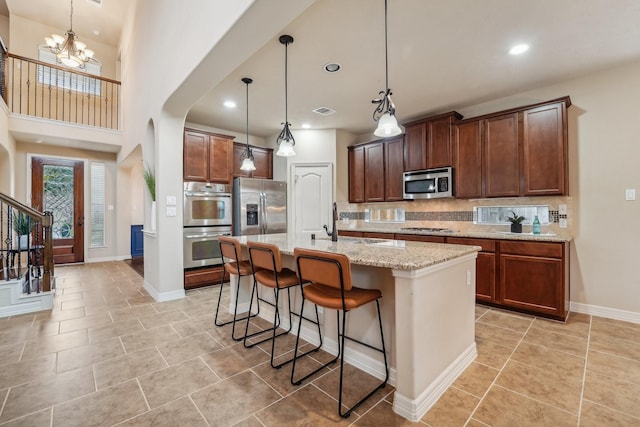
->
404;112;462;171
453;97;570;199
348;146;365;203
232;143;273;179
184;129;233;183
348;136;404;203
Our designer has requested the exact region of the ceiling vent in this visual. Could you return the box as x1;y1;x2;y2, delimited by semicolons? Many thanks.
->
87;0;103;6
312;106;336;116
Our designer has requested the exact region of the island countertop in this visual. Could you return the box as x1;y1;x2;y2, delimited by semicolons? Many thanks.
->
236;233;481;271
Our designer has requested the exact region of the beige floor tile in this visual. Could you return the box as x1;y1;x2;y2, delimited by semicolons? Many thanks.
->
583;371;640;418
532;311;591;338
589;332;640;361
127;295;156;306
474;385;577;427
524;325;588;357
452;362;499;398
120;325;181;353
0;353;57;389
152;296;200;313
580;400;640;426
475;322;524;350
496;360;582;413
0;407;52;427
26;319;60;339
587;350;640;386
171;314;215;338
58;312;113;334
109;304;159;322
474;337;513;369
117;396;208;427
56;337;125;373
200;343;270;379
232;415;265;427
354;400;420;426
512;341;585;380
88;317;145;343
183;302;216;319
35;307;85;323
93;347;168;389
137;309;189;329
156;332;222;365
475;305;490;320
312;363;390;416
0;343;26;365
466;419;491;427
21;329;88;359
477;310;534;333
52;379;148;427
590;318;640;345
421;386;479;426
138;357;220;408
591;315;640;333
252;350;329;396
0;367;95;423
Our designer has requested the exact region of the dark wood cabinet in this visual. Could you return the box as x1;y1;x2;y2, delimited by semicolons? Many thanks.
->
348;146;365;203
453;121;483;198
338;230;364;238
447;237;496;303
184;266;228;290
499;240;568;320
484;113;520;198
404;112;462;172
232;142;273;179
184;129;233;183
404;122;427;171
384;137;404;201
364;143;385;202
523;102;567;196
394;234;446;243
363;232;395;239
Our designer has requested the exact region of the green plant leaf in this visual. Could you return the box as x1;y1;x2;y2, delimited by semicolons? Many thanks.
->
143;164;156;202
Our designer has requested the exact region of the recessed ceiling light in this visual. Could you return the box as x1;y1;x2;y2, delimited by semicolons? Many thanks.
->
223;100;236;108
301;123;311;129
509;44;529;55
323;63;341;73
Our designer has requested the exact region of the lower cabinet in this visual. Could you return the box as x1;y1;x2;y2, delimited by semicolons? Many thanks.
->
363;232;395;239
395;234;446;243
447;237;496;304
184;266;228;290
338;230;364;238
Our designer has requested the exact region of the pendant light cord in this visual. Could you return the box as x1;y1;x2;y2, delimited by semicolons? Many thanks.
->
384;0;389;92
70;0;74;31
246;80;249;151
284;40;289;124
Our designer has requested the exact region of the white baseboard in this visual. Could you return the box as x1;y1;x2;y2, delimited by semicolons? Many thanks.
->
393;342;477;422
570;302;640;324
143;281;185;302
85;256;121;263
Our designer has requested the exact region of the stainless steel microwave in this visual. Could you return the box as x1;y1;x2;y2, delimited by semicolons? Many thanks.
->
403;167;454;199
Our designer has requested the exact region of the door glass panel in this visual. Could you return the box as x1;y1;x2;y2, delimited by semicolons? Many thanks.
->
192;200;225;220
43;165;75;239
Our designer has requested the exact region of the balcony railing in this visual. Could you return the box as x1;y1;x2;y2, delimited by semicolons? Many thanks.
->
1;53;121;130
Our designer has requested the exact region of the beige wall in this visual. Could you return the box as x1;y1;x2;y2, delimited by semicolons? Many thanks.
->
0;103;15;195
0;14;9;48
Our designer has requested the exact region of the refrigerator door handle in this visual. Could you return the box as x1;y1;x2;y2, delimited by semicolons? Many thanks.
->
261;192;268;233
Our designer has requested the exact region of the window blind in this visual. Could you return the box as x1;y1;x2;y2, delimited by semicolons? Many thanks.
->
90;162;106;247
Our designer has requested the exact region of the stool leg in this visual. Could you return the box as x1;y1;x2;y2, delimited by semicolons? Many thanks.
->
215;272;260;341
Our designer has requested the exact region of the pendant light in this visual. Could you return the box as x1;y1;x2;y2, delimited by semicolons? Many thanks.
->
44;0;95;69
239;77;256;171
371;0;402;137
276;35;296;157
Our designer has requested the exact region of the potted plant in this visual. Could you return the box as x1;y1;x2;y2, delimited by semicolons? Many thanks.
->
507;211;525;233
12;211;33;249
143;164;156;231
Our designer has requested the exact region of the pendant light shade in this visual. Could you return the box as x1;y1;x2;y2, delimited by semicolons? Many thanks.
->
276;35;296;157
240;77;256;171
371;0;402;137
44;0;95;69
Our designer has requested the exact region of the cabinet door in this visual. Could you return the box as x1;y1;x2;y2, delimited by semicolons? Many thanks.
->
184;131;210;182
251;147;273;179
394;234;446;243
523;102;567;196
500;254;564;318
484;113;520;197
338;230;364;238
476;252;496;303
233;143;252;178
208;135;233;183
427;116;454;168
364;143;385;202
384;137;404;201
403;123;427;171
453;121;483;198
362;232;395;239
348;147;365;203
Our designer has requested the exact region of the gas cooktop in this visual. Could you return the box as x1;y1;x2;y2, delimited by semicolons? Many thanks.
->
400;227;454;233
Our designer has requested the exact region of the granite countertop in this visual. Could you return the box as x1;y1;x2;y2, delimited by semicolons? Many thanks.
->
340;226;572;243
235;233;481;271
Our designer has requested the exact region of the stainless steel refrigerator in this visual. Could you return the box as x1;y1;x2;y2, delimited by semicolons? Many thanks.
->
233;177;287;235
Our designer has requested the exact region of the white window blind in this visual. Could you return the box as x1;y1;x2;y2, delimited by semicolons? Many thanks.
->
37;48;102;95
90;162;106;247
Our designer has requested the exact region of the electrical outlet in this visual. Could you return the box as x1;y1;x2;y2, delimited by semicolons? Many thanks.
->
166;206;177;217
559;204;567;215
559;218;568;228
466;270;471;286
625;189;636;201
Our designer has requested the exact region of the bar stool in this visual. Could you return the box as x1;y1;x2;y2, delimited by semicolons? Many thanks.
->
215;236;260;341
244;241;322;369
291;247;389;418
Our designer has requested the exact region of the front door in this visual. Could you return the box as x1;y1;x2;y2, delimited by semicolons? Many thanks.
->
31;157;84;264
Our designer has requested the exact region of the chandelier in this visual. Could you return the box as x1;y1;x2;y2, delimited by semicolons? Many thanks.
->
239;77;256;171
276;35;296;157
44;0;95;68
371;0;402;137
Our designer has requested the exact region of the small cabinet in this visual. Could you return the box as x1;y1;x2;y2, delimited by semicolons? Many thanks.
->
453;120;483;198
403;122;427;171
184;129;233;183
484;113;520;198
384;137;404;201
364;143;385;202
499;240;568;320
447;237;496;303
232;143;273;179
404;112;462;172
184;266;228;290
348;146;365;203
348;137;404;203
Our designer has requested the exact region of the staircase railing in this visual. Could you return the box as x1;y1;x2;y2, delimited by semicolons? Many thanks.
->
0;193;54;293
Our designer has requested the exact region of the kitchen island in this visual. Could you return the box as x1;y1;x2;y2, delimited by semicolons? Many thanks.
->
229;233;480;421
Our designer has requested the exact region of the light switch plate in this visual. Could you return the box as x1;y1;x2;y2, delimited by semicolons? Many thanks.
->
625;189;636;201
166;206;177;217
559;218;568;228
166;196;177;206
558;204;567;215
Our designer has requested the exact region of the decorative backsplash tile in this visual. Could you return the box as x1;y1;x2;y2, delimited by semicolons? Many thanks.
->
341;209;563;223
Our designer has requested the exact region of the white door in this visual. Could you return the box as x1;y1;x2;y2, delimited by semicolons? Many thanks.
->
291;163;333;235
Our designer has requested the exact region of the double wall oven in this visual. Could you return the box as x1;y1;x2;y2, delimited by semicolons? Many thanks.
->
183;182;232;269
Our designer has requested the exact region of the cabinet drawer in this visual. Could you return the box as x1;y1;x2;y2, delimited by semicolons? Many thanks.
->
500;240;563;258
363;232;395;239
184;267;227;289
395;234;446;243
447;237;495;252
338;230;364;238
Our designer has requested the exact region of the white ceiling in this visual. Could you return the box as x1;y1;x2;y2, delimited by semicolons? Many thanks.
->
6;0;640;140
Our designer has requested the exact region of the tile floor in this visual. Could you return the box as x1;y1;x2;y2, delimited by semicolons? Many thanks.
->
0;261;639;426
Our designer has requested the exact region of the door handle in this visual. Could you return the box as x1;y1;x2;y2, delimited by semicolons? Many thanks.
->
78;217;84;227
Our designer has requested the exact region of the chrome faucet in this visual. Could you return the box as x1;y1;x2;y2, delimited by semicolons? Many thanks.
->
323;202;339;242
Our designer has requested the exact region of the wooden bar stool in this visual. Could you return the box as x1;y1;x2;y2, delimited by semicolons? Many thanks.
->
244;241;322;369
215;236;260;341
291;247;389;418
